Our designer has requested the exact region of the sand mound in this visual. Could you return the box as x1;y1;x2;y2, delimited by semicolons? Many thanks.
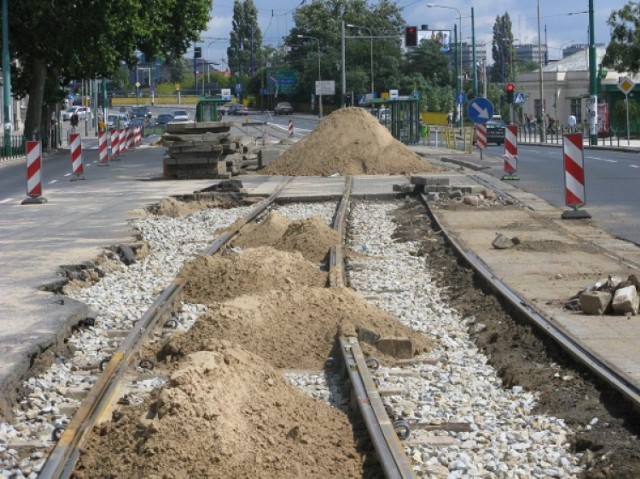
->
161;286;432;369
179;246;327;304
231;212;341;264
151;195;254;218
262;107;440;176
74;342;364;479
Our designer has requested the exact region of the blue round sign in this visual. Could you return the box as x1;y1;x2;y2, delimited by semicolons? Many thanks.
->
455;92;467;105
468;97;494;124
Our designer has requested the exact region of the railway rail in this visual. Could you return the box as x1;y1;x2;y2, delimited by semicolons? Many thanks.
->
1;175;638;477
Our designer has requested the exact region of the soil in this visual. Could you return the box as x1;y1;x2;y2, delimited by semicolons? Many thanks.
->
391;199;640;479
262;107;442;176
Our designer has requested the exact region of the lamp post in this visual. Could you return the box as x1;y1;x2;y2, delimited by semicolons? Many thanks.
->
2;0;12;152
346;24;374;97
297;35;323;118
537;0;546;142
427;3;462;127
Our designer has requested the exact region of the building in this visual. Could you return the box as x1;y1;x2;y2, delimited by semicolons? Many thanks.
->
514;43;548;65
516;46;639;133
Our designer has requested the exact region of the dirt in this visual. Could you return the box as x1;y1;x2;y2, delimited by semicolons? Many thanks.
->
262;107;442;176
391;199;640;479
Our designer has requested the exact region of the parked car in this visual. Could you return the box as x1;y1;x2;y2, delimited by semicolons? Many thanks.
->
172;110;190;122
274;101;293;115
156;113;173;125
218;102;235;115
485;120;507;145
62;106;91;121
106;113;129;129
129;117;146;134
130;106;152;120
227;103;249;116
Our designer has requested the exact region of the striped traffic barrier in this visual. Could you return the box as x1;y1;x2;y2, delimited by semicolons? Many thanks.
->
118;128;126;156
21;140;47;204
69;133;85;180
126;127;133;149
561;133;591;219
288;119;293;137
134;126;142;146
98;130;109;166
475;124;487;160
110;128;120;160
501;124;519;181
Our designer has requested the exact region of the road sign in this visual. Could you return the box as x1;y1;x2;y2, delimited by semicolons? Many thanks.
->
618;77;635;95
467;97;494;124
455;92;467;105
514;93;526;105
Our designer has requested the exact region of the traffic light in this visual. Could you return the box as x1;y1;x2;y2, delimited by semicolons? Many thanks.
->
505;83;515;104
405;26;418;47
194;47;202;58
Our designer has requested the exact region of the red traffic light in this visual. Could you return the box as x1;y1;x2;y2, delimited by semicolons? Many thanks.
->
506;83;515;92
405;26;418;47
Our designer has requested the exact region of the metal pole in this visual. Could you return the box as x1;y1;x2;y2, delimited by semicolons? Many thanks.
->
2;0;11;152
341;21;346;107
588;0;598;145
537;0;546;142
459;13;462;128
472;7;477;97
316;38;323;118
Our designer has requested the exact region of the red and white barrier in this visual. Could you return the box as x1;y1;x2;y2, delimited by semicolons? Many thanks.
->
24;141;44;201
475;124;487;150
503;125;518;177
69;133;85;179
134;126;142;146
98;130;109;166
118;128;126;156
563;133;586;208
288;119;293;137
126;127;132;149
110;128;119;159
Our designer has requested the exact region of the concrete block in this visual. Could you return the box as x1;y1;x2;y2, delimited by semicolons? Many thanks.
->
579;290;612;315
375;337;414;359
259;148;283;168
612;285;640;315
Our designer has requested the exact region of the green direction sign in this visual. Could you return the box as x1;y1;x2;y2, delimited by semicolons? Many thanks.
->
268;70;298;95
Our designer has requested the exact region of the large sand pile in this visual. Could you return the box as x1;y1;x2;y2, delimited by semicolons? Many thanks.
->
262;107;440;176
74;342;365;479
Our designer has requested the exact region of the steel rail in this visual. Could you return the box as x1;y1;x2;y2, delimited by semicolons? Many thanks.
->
39;178;292;479
419;193;640;411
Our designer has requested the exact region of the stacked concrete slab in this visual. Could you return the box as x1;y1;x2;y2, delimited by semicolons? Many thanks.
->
162;121;259;179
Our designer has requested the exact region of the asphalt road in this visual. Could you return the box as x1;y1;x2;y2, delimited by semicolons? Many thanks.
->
474;143;640;245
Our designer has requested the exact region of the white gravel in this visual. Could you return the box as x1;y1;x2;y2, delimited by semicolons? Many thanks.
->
0;199;585;479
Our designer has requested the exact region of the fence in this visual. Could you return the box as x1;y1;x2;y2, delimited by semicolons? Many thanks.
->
517;125;626;147
0;134;27;161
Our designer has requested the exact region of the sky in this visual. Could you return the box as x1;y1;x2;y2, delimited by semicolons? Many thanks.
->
198;0;622;69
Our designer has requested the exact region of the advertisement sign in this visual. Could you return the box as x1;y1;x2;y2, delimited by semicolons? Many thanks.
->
221;88;231;100
417;30;451;52
597;103;609;134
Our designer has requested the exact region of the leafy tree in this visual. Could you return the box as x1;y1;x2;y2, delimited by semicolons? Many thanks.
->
228;0;262;86
602;1;640;73
491;13;514;83
7;0;210;139
404;39;451;88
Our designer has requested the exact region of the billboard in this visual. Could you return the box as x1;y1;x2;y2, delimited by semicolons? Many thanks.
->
417;30;451;52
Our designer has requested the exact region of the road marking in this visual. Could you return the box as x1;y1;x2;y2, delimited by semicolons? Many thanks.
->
48;180;59;184
586;156;617;163
0;198;13;204
630;164;640;169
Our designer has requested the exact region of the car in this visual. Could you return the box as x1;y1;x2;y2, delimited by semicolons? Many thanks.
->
156;113;173;125
485;120;507;145
218;102;236;115
274;101;293;115
172;110;190;122
129;117;146;134
106;113;129;129
130;106;152;120
227;103;249;115
62;106;91;121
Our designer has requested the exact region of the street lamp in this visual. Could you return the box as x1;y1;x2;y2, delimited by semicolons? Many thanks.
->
297;34;323;118
346;24;374;97
427;3;463;127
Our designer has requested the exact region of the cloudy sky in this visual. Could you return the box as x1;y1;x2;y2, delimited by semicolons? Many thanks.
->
199;0;621;68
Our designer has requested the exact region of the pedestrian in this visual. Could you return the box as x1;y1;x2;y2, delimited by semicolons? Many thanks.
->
70;112;79;131
546;114;556;134
525;114;532;132
447;111;453;127
568;113;577;133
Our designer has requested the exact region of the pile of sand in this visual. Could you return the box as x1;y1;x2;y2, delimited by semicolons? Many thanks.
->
162;286;432;370
179;246;327;304
262;107;440;176
230;211;341;264
73;341;365;479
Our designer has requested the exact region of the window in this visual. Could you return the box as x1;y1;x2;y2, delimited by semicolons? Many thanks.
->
570;98;582;124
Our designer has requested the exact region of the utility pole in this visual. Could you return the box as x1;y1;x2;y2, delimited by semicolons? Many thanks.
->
2;0;12;153
588;0;598;146
341;21;346;108
472;7;477;97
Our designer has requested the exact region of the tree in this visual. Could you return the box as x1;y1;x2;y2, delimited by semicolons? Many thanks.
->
8;0;210;139
602;1;640;73
404;39;451;88
227;0;262;83
491;13;515;83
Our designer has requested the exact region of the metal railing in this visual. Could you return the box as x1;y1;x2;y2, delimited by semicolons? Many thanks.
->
0;134;26;160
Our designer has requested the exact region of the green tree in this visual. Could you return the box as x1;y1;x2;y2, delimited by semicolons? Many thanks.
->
8;0;210;139
404;39;451;88
491;13;515;83
228;0;262;88
602;1;640;73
